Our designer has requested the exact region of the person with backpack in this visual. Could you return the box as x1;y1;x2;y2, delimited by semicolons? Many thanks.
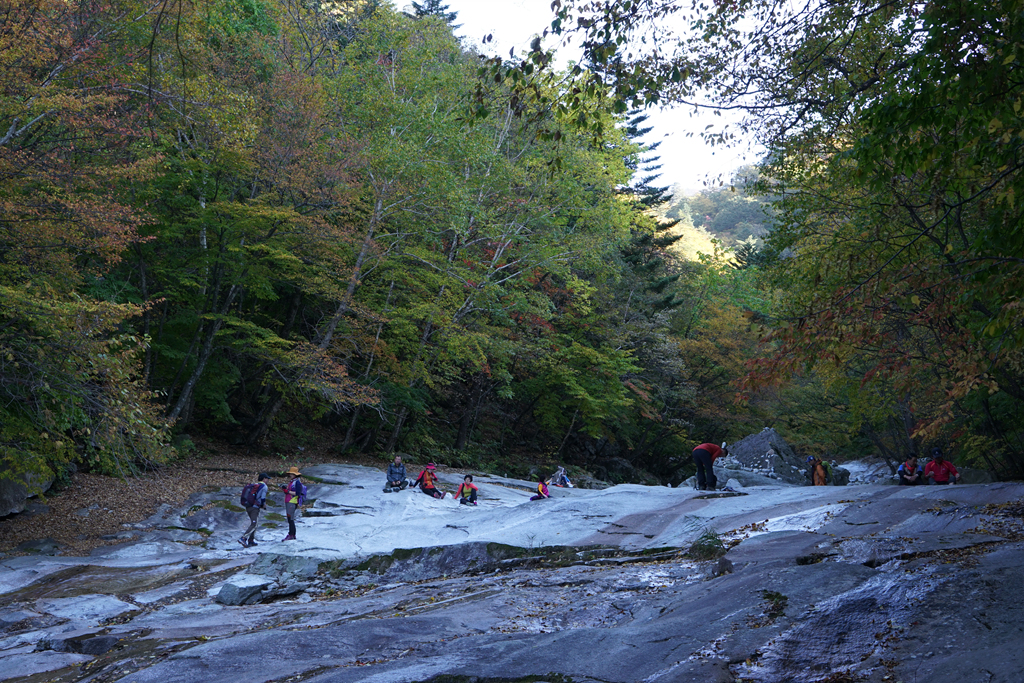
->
455;475;478;505
806;456;828;486
238;472;270;548
384;454;409;492
414;463;445;499
897;455;924;486
692;442;727;491
281;466;307;541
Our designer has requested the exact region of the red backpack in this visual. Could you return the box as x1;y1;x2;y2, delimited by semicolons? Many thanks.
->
240;482;262;507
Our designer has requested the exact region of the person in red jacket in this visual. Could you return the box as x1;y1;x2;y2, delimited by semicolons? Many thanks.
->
924;448;960;485
692;442;727;491
455;475;478;505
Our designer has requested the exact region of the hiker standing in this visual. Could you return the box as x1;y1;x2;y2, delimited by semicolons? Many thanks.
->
455;475;478;505
281;466;307;540
807;456;828;486
239;472;269;548
692;442;727;491
385;454;409;492
924;448;960;485
414;463;445;499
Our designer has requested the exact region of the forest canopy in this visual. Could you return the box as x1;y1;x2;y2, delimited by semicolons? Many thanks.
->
2;0;1021;488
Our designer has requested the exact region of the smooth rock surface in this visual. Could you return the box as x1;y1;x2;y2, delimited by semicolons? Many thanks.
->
1;463;1022;683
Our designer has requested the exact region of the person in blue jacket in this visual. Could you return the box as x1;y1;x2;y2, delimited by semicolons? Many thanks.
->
385;454;409;492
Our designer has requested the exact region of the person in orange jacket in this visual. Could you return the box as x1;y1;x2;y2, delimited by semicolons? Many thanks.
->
692;442;727;491
414;463;446;499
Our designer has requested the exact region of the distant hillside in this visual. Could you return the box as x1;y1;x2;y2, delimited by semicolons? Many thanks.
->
659;166;773;254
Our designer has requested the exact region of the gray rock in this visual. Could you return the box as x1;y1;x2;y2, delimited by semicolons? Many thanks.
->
251;553;322;579
15;538;62;555
959;466;994;485
727;428;809;485
0;467;51;517
36;595;135;625
215;574;275;606
37;632;121;655
0;608;42;629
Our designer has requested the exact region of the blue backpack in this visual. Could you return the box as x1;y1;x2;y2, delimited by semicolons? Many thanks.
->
288;479;308;505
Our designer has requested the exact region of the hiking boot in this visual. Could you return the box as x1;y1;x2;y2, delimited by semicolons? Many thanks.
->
282;534;296;541
238;537;248;548
247;539;258;546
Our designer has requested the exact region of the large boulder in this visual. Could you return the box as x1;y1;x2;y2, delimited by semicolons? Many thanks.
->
725;428;809;485
0;468;51;517
215;574;276;606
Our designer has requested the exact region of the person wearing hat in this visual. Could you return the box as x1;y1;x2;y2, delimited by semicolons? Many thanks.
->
239;472;270;547
923;448;960;485
806;455;828;486
414;463;446;499
281;466;307;540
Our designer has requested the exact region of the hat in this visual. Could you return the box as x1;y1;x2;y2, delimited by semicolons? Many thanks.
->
806;456;815;463
287;466;301;476
426;463;436;470
931;447;942;457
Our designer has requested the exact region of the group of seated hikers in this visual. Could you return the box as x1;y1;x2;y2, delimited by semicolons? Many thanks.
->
384;455;478;505
384;454;566;505
897;448;961;485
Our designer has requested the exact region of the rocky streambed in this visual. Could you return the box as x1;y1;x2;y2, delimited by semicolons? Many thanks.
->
2;465;1023;683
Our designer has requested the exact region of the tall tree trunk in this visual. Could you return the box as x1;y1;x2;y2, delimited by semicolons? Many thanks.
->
167;278;242;424
245;200;383;445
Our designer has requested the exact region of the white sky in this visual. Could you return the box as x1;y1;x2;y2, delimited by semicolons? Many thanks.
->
405;0;760;195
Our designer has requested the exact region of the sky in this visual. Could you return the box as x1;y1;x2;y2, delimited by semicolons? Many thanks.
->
402;0;760;196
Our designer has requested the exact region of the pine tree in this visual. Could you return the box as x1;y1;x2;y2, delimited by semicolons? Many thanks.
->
410;0;460;28
624;110;673;208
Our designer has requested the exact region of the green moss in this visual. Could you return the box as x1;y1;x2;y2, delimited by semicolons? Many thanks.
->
213;500;243;513
761;590;788;619
485;543;531;560
264;512;285;521
355;554;395;574
392;547;420;561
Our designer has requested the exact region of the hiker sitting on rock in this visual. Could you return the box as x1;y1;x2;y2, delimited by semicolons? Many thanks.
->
281;466;307;541
414;463;446;499
897;455;923;486
924;448;960;485
530;479;550;501
692;442;727;491
455;475;478;505
385;454;409;492
238;472;269;548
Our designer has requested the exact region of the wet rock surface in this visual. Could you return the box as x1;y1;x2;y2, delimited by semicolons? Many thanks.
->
2;465;1023;683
